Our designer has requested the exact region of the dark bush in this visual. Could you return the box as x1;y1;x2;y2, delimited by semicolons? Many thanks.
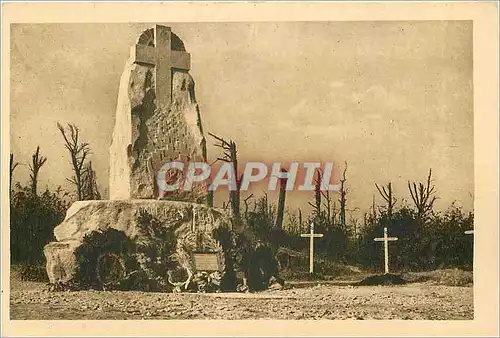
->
10;184;70;265
357;205;473;272
19;264;49;282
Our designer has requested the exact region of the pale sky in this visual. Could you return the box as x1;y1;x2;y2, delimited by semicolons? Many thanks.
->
10;21;473;217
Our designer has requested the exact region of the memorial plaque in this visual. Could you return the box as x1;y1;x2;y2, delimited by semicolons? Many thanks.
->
192;252;221;272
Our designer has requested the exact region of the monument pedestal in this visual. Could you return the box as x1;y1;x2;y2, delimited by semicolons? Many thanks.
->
44;200;231;284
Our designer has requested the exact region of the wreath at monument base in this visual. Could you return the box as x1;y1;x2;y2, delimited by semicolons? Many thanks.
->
95;253;127;289
72;229;137;290
192;271;222;293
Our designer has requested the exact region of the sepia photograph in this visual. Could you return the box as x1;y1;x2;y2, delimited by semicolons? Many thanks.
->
1;2;499;337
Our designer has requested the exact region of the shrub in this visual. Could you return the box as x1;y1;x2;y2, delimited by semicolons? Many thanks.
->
357;205;473;272
10;184;70;265
19;264;49;282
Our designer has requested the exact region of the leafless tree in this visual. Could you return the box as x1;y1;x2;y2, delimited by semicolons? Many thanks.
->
308;169;322;218
313;168;333;222
298;207;303;232
285;209;299;235
375;181;397;220
57;123;91;201
28;146;47;196
331;201;339;227
321;187;331;221
408;168;437;225
349;213;360;239
10;153;19;193
81;161;101;200
274;168;288;230
339;161;348;230
243;193;254;218
208;132;242;218
371;194;377;221
362;195;377;230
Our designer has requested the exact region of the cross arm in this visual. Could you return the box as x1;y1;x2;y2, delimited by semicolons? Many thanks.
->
374;237;398;241
131;44;157;65
171;50;191;70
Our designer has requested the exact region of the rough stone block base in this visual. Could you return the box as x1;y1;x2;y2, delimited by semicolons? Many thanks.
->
44;200;231;285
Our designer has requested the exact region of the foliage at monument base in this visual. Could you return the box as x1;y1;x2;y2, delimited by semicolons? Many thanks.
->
45;212;271;293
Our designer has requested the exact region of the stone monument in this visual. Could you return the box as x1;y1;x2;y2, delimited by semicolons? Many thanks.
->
44;25;231;290
109;24;207;201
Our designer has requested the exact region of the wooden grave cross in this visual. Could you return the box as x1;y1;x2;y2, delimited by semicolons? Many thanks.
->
374;227;398;274
300;222;323;274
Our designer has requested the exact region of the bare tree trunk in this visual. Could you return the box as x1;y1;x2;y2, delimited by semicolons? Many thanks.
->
29;146;47;197
308;169;322;218
408;169;438;270
243;193;254;220
208;132;241;218
339;162;348;231
321;177;332;224
331;202;338;227
325;191;331;222
9;153;19;193
298;208;303;232
57;123;91;201
82;161;101;200
229;143;240;218
371;194;377;221
408;168;437;226
274;169;287;230
375;181;397;227
314;170;321;216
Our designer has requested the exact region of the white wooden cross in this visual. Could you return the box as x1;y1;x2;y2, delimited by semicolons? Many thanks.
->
374;227;398;274
464;230;474;235
300;222;323;273
131;25;191;107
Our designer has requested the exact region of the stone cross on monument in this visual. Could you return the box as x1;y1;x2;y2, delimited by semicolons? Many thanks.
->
109;24;207;200
374;227;398;274
131;25;191;107
300;222;323;274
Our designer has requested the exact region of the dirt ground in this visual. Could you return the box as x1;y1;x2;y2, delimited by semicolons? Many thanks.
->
10;276;473;320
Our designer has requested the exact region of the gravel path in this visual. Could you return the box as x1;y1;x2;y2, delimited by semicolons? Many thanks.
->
10;281;473;320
